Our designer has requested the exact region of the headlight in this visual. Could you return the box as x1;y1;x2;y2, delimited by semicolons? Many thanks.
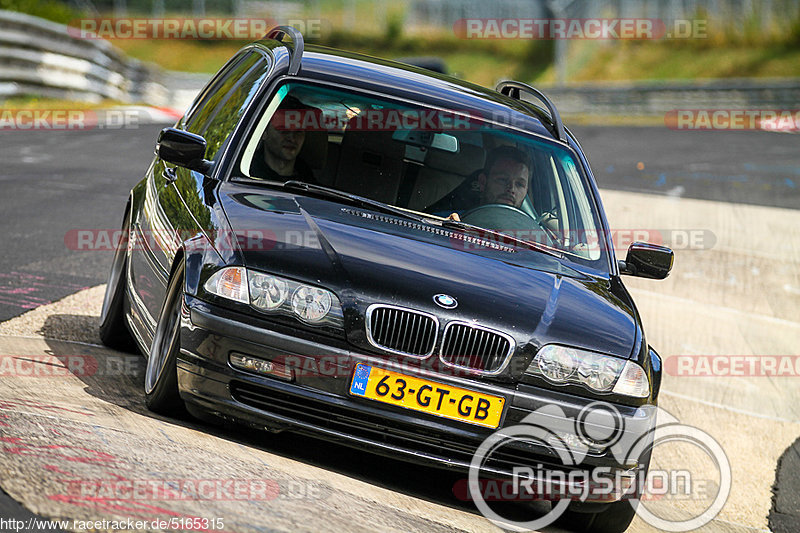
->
527;345;649;398
249;272;288;310
536;345;576;381
291;285;332;322
205;267;343;328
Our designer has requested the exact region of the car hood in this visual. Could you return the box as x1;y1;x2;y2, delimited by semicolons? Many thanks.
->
219;184;639;371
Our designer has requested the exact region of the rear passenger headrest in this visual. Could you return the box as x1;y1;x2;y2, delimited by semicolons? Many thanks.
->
424;143;485;176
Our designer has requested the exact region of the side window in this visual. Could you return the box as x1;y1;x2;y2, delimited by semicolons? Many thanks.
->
189;53;271;161
183;52;250;126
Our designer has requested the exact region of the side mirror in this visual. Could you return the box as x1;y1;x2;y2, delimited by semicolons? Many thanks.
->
155;128;213;175
619;242;673;279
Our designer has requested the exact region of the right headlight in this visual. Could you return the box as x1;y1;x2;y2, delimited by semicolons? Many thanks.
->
526;344;649;398
204;267;344;328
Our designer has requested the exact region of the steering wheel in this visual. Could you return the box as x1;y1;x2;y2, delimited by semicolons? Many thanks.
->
461;203;562;247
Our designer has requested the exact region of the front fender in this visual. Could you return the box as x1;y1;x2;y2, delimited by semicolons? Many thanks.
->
649;346;663;402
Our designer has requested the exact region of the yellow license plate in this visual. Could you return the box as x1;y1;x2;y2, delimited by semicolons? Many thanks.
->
349;364;505;428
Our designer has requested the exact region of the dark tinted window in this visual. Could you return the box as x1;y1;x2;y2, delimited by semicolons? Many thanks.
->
183;52;251;126
189;53;271;161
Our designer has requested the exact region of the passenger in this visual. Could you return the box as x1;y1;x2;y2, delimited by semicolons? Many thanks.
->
252;95;317;182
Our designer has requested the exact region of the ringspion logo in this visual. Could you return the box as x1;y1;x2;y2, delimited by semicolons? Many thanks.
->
469;403;730;531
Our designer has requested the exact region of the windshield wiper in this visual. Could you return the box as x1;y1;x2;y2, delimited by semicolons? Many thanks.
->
281;180;431;223
277;181;564;259
440;219;565;260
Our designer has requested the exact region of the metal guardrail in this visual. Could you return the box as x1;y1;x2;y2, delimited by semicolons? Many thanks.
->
2;8;797;118
536;78;800;116
0;9;167;104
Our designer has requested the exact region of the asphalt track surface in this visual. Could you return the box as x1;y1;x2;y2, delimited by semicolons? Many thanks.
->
575;126;800;211
0;124;798;532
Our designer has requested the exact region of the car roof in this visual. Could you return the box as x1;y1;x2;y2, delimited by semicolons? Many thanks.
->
252;40;563;144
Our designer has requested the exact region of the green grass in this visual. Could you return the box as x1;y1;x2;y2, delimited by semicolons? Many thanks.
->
6;0;800;85
0;96;125;108
541;40;800;82
111;39;247;74
7;0;795;87
114;34;800;91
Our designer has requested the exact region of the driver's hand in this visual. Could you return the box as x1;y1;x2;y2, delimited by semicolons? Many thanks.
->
447;212;461;222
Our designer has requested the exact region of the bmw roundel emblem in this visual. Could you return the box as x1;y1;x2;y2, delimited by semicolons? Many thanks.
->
433;294;457;309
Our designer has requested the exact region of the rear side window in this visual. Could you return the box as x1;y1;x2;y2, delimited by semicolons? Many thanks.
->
183;52;251;126
187;52;271;161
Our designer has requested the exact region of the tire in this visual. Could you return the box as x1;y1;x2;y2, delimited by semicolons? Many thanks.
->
555;448;651;533
585;500;638;533
99;212;136;351
555;499;638;533
144;261;187;416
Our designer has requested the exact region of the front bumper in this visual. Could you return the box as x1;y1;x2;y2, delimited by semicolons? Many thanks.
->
178;295;657;499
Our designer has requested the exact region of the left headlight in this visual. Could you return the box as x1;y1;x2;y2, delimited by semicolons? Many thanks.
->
526;344;649;398
204;267;344;328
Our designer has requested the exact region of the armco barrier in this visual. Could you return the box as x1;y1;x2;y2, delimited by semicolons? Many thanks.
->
0;10;167;104
2;8;797;117
537;78;800;116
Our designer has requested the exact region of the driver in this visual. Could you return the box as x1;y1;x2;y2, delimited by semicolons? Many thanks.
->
477;145;530;208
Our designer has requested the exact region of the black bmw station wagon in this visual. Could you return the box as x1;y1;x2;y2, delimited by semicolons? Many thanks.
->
100;26;674;532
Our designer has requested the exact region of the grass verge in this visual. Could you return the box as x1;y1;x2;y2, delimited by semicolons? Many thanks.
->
110;34;800;89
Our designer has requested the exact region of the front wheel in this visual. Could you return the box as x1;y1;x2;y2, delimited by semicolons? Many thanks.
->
144;261;186;416
556;499;638;533
556;448;652;533
99;212;136;351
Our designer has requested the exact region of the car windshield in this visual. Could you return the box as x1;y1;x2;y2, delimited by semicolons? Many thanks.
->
236;82;609;272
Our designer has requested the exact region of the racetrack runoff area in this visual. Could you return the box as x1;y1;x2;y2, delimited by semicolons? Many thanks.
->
0;184;796;533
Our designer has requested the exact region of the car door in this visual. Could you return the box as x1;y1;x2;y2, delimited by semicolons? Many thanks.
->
168;50;274;272
129;50;270;331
